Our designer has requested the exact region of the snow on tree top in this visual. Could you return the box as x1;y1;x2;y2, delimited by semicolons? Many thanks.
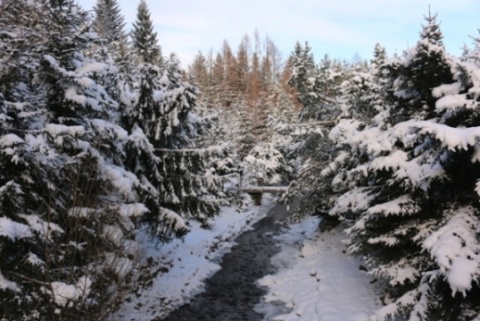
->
0;134;25;147
77;76;95;88
435;94;475;112
44;124;86;137
423;207;480;296
43;54;59;68
0;217;33;240
432;82;462;98
48;276;92;307
76;62;108;74
398;121;480;151
367;195;419;216
0;272;20;293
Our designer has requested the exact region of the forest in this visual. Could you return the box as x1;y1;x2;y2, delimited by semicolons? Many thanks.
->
1;0;480;320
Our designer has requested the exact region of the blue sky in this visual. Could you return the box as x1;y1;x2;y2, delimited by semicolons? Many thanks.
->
77;0;480;67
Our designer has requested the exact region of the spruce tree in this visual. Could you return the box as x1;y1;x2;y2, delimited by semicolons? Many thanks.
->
131;0;163;66
342;45;388;121
0;1;229;320
93;0;132;74
93;0;127;46
385;13;453;124
0;1;146;319
408;13;453;114
124;54;197;149
288;41;318;119
189;51;209;96
326;14;480;321
128;14;224;231
283;43;346;213
371;43;387;68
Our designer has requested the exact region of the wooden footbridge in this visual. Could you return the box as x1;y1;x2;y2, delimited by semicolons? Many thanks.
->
241;186;289;205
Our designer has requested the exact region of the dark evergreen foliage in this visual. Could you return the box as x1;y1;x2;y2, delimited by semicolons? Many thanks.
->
93;0;127;45
288;42;318;119
0;0;224;320
324;14;480;321
131;0;163;66
385;14;454;124
93;0;132;73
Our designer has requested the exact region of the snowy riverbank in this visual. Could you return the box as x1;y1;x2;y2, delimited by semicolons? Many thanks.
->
110;200;275;321
257;217;382;321
111;202;384;321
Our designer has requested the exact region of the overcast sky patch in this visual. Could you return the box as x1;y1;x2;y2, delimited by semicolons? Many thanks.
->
78;0;480;66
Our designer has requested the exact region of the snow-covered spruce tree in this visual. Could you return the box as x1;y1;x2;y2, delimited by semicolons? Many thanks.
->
317;44;390;218
242;89;295;186
287;46;344;154
243;83;305;188
284;45;343;213
340;45;387;122
125;1;223;232
93;0;127;51
267;88;299;160
315;54;346;110
131;0;163;67
327;15;480;320
288;41;318;120
92;0;132;75
0;1;147;320
243;142;293;187
386;13;453;124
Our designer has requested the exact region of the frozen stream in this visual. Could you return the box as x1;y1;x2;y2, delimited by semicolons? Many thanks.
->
163;201;296;321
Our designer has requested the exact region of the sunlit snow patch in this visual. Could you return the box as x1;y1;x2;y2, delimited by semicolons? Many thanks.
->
256;217;382;321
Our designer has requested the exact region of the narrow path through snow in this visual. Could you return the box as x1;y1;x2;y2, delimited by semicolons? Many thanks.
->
163;201;296;321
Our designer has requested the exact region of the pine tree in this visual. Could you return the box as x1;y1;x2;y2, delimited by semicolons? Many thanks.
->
132;0;163;66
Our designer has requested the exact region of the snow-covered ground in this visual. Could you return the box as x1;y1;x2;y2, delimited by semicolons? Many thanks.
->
111;203;383;321
111;200;274;321
256;216;382;321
